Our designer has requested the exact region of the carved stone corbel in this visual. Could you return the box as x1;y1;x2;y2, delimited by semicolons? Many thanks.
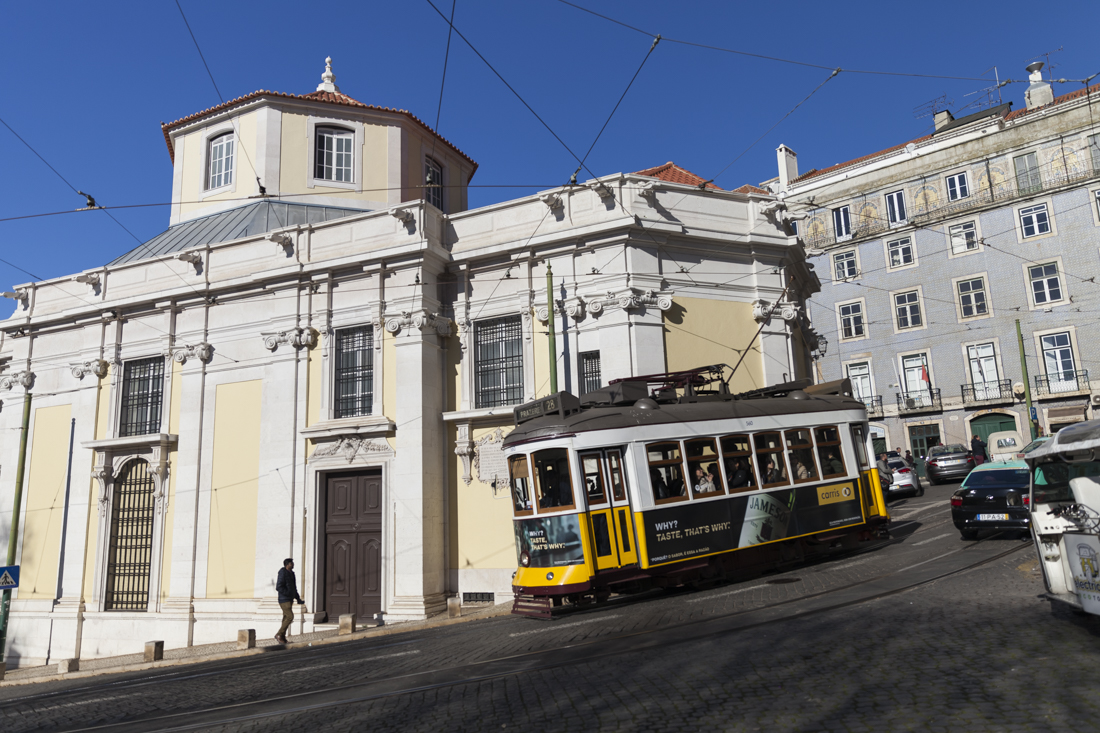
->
584;288;673;317
267;232;294;256
172;342;213;364
752;299;799;323
455;423;475;485
539;193;563;210
0;371;34;390
71;359;109;380
262;328;318;351
589;181;614;200
92;464;111;519
384;310;452;337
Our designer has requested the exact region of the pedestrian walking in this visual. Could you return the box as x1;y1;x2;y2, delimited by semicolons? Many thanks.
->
971;434;988;466
275;558;305;644
904;450;914;467
877;452;893;500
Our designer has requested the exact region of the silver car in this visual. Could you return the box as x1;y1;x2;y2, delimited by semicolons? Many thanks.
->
887;458;923;498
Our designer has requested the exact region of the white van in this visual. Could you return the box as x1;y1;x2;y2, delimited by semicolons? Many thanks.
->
987;430;1025;462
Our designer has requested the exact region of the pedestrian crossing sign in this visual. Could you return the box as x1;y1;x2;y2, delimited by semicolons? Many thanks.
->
0;566;18;590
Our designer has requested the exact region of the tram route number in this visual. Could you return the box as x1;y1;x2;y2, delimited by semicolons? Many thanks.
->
655;520;731;542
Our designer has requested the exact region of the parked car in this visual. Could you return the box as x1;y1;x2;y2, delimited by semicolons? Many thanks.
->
1016;435;1052;459
950;460;1031;540
986;430;1025;462
925;444;975;485
887;458;923;498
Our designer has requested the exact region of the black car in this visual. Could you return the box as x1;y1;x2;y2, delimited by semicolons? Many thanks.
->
950;462;1031;540
925;443;975;485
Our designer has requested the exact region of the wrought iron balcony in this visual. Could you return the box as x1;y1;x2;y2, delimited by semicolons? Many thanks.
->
1034;370;1090;397
896;388;942;414
961;380;1014;406
860;395;884;418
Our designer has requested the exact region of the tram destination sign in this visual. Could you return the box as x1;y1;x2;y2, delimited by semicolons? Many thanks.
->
514;392;581;425
642;482;863;566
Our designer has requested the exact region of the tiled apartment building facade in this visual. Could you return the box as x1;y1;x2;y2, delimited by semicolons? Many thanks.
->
767;64;1100;459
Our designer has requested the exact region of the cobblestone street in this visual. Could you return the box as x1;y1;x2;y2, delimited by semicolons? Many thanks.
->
3;481;1097;732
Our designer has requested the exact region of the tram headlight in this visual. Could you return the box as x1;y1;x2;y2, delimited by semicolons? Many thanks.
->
546;572;554;581
520;551;530;567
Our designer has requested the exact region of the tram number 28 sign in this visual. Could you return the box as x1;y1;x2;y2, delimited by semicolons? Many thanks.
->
643;482;862;566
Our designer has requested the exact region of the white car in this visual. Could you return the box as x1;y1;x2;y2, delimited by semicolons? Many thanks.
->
887;458;923;498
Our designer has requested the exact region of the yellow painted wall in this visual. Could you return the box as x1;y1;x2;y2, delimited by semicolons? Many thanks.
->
20;404;72;598
177;112;258;220
280;112;308;196
84;369;112;602
206;380;262;599
382;329;396;422
279;112;393;206
449;423;518;571
362;123;389;198
663;297;764;392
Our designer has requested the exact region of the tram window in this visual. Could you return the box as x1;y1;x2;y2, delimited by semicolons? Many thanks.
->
785;429;819;484
851;425;870;469
754;432;789;488
509;455;533;517
686;438;724;497
533;448;576;512
607;450;627;502
815;426;846;478
720;434;756;493
580;453;608;505
646;442;687;504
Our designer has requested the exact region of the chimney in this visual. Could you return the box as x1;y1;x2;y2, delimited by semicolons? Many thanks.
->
933;109;954;131
1024;61;1054;110
777;145;798;191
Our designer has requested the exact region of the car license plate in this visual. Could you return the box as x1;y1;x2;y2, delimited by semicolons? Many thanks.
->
977;513;1009;521
945;460;963;466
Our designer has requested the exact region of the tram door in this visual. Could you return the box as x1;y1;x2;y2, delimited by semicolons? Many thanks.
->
579;450;639;571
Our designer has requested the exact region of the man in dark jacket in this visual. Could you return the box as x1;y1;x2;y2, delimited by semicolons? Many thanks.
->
971;435;988;466
275;558;304;644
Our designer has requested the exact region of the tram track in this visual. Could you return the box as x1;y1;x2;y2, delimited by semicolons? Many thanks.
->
49;532;1028;733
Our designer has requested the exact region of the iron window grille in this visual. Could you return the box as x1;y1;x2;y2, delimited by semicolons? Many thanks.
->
949;221;978;253
475;316;524;408
887;237;914;268
833;251;857;280
119;357;164;437
957;278;988;318
894;291;922;329
961;380;1013;404
580;350;602;395
316;127;353;182
206;133;234;190
897;388;941;412
334;326;374;418
425;158;443;210
104;459;155;611
839;302;865;339
946;172;969;201
1035;369;1089;396
1030;263;1062;304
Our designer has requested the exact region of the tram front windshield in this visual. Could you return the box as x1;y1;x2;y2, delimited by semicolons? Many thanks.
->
1032;460;1100;504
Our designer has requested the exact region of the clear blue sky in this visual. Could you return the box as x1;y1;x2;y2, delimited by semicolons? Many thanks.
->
1;0;1095;289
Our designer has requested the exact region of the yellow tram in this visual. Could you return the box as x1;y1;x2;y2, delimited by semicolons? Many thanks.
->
504;368;890;617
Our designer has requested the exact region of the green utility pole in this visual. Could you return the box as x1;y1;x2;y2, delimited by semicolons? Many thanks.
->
546;263;558;395
0;393;33;664
1016;319;1038;440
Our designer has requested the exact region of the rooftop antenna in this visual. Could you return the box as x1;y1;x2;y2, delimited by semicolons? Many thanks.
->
912;94;953;120
960;67;1003;113
1025;47;1063;81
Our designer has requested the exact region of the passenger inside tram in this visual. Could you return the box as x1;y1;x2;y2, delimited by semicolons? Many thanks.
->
686;438;723;497
754;432;789;487
647;442;687;501
725;458;752;489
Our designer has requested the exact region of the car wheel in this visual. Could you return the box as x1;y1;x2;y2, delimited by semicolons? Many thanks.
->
960;529;978;540
918;482;925;497
928;474;938;486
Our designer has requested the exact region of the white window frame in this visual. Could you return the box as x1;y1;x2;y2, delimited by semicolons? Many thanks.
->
833;205;852;241
899;351;935;405
1019;203;1052;238
1088;133;1100;173
884;236;917;271
952;272;993;322
1025;260;1066;309
948;220;981;257
198;121;238;200
424;156;444;211
1091;187;1100;226
1014;151;1043;194
831;249;859;282
305;117;364;191
1032;326;1084;394
1011;196;1057;243
890;287;926;334
884;190;907;226
959;337;1006;393
205;132;235;192
836;298;868;342
843;358;876;407
946;171;970;201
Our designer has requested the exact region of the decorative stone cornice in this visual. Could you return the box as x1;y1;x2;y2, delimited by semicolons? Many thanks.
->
639;181;660;201
262;328;317;351
267;232;294;256
171;342;213;364
589;181;614;199
384;310;451;337
0;371;34;390
539;193;563;210
311;436;391;463
752;299;799;323
389;207;415;224
70;359;109;380
85;433;177;518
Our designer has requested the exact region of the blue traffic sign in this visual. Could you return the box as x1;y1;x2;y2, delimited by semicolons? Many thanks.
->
0;566;19;590
1030;406;1038;420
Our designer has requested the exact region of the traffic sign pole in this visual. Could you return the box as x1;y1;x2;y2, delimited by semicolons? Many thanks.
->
0;393;33;663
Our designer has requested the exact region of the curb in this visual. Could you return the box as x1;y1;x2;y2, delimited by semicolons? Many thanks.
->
0;603;514;688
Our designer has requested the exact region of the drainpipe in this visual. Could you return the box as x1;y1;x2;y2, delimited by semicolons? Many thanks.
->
1016;319;1038;440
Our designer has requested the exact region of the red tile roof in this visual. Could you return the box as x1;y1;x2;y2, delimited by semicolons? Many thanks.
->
792;82;1100;185
732;183;771;195
633;162;723;190
160;88;477;176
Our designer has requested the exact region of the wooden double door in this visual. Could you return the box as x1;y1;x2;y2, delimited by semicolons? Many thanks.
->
325;470;382;620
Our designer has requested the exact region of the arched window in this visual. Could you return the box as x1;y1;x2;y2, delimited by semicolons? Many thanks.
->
104;460;156;611
207;132;235;190
316;127;354;182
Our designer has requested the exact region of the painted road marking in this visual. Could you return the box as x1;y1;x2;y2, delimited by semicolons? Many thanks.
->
284;649;422;674
912;532;954;546
509;614;621;637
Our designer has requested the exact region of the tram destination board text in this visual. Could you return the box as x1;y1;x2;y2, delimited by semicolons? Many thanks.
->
643;482;863;565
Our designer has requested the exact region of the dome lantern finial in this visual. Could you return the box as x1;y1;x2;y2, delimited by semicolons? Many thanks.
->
317;56;340;93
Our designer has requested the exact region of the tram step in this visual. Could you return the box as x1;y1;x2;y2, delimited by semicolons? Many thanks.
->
512;593;553;619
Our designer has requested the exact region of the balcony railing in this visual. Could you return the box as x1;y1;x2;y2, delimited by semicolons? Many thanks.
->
803;164;1100;250
896;388;942;414
1034;370;1090;397
961;380;1014;405
858;395;884;418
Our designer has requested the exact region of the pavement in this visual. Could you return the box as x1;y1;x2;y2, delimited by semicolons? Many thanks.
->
3;479;1099;732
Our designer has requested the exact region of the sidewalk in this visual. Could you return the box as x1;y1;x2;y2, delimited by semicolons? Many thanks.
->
0;602;513;687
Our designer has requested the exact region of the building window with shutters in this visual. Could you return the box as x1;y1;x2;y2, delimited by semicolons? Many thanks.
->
475;316;524;408
334;326;374;418
580;350;602;394
104;459;156;611
1014;152;1042;194
119;357;164;437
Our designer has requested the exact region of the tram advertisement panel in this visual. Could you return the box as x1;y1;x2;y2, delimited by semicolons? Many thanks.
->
643;482;863;565
514;515;585;567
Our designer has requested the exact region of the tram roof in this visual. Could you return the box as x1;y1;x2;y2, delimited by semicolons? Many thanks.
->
503;389;865;447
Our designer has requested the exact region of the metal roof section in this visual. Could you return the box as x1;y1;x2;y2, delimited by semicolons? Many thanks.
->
108;200;368;266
